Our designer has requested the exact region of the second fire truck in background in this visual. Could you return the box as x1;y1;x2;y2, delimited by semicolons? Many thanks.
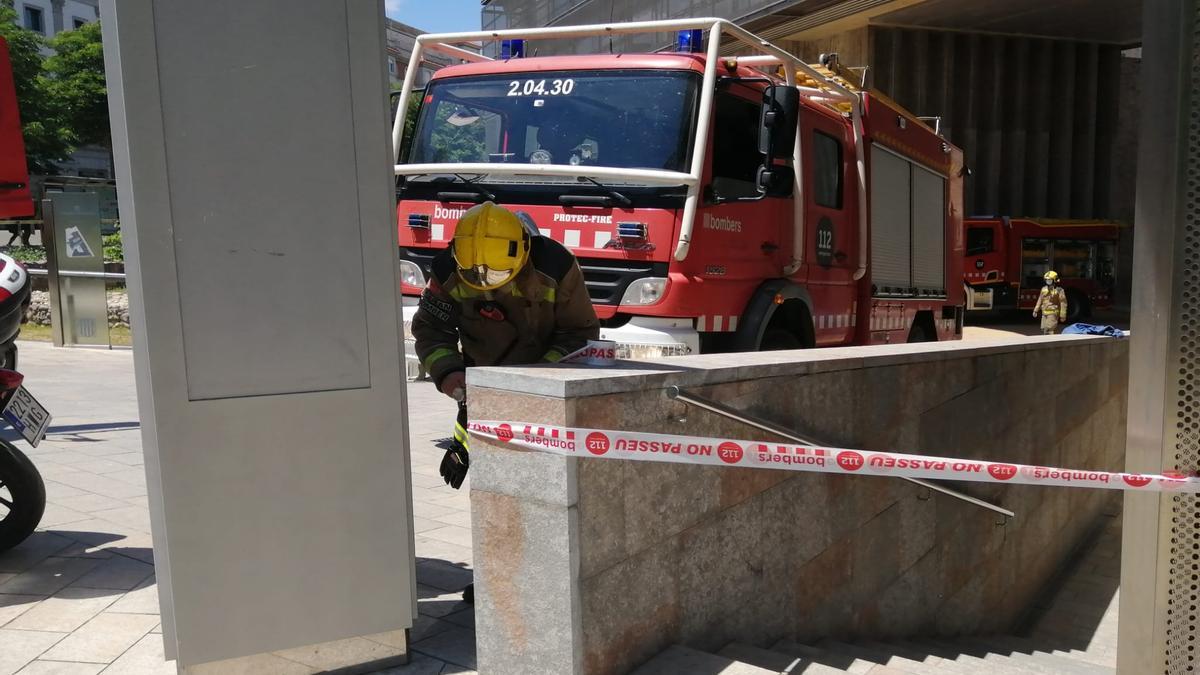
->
963;216;1119;322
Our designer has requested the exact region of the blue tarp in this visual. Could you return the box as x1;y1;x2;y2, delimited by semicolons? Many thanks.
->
1061;323;1127;337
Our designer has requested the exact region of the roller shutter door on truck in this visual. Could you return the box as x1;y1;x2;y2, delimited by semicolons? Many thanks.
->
911;164;945;295
870;146;911;294
870;144;947;297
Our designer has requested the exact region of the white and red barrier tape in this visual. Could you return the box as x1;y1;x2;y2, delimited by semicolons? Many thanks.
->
558;339;617;366
468;420;1199;493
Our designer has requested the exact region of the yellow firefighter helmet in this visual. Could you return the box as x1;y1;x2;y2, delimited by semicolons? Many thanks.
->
1044;271;1060;283
452;201;531;291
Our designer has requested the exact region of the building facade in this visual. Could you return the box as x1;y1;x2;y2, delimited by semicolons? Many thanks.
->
16;0;97;41
385;18;480;89
481;0;788;56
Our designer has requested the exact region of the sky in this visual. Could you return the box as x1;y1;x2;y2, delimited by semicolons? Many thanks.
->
385;0;482;33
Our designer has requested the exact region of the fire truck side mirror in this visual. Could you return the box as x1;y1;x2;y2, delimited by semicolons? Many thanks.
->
757;165;795;198
759;85;800;160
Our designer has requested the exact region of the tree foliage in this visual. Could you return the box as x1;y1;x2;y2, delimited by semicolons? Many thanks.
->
44;21;108;149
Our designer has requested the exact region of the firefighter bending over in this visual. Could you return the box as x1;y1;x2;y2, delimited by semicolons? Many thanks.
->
410;201;599;601
1033;271;1068;335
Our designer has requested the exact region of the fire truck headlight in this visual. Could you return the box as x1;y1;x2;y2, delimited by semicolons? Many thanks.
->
400;260;425;289
621;277;668;306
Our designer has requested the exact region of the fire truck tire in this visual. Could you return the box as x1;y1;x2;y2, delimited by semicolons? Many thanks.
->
734;282;814;351
1065;290;1090;323
759;328;803;350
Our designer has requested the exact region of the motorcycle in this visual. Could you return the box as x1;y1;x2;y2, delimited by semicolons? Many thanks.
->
0;251;50;553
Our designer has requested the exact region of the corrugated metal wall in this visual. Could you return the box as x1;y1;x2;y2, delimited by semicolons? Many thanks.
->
870;26;1123;219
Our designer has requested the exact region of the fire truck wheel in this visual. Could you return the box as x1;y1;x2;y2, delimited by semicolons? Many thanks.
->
1065;290;1090;323
759;328;803;350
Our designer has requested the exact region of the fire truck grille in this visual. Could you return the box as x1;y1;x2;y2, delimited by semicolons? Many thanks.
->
578;259;669;305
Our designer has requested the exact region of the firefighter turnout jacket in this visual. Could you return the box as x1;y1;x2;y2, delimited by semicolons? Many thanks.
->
412;236;600;388
1033;286;1068;321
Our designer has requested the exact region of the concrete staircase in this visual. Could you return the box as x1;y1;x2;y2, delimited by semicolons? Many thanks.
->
634;515;1121;675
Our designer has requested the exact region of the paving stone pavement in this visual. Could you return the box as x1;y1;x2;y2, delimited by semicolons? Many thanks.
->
0;342;473;674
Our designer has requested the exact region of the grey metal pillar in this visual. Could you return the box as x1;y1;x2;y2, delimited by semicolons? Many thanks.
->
1119;1;1199;673
101;1;417;671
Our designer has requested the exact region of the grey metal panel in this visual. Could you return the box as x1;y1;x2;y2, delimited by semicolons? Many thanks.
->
102;0;416;668
869;26;1125;221
869;145;911;292
151;1;370;401
1163;5;1200;672
911;164;945;293
1118;1;1196;674
48;192;110;347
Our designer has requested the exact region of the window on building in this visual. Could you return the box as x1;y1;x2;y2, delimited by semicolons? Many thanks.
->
966;227;995;255
711;91;763;199
23;6;45;34
73;17;88;29
813;130;843;209
388;58;397;75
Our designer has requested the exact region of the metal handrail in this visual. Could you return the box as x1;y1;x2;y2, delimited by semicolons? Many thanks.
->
25;268;125;280
666;386;1015;519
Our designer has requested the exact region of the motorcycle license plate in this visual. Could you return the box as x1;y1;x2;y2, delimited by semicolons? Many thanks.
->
2;386;51;447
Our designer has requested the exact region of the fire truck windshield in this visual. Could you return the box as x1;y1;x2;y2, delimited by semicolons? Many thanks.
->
406;70;699;185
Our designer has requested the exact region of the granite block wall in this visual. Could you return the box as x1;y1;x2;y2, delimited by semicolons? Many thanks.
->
466;336;1128;674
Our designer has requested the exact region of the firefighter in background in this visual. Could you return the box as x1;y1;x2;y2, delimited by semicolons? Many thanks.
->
410;201;600;602
1033;270;1068;334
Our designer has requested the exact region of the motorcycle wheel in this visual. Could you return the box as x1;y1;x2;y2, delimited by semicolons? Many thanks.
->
0;440;46;553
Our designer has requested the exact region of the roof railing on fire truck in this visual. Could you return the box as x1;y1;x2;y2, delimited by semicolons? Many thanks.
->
392;18;869;281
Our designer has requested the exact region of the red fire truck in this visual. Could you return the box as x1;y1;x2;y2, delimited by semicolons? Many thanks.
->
0;37;33;220
392;19;964;367
963;217;1119;322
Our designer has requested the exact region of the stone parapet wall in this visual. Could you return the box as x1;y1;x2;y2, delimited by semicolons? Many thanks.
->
466;336;1128;675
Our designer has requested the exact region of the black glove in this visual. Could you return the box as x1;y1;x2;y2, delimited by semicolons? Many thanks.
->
439;400;471;489
439;440;470;490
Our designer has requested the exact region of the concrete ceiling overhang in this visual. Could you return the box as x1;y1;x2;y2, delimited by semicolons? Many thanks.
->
744;0;1143;46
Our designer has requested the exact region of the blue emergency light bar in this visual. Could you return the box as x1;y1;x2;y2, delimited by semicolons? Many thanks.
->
501;39;525;59
676;29;704;53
